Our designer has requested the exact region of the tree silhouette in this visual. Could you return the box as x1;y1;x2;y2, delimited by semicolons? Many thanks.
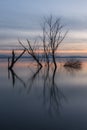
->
42;15;67;68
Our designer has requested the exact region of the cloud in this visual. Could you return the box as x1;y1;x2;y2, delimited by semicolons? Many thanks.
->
62;16;87;31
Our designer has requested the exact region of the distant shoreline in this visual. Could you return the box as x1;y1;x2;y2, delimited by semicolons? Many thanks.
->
0;55;87;59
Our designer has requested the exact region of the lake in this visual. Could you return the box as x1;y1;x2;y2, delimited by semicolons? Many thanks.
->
0;58;87;130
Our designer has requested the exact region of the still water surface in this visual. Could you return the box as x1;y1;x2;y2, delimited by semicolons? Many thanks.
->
0;58;87;130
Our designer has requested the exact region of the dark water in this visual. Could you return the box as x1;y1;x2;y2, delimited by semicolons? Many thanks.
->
0;58;87;130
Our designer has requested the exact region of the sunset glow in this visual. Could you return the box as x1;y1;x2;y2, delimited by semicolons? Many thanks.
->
1;49;87;56
0;0;87;54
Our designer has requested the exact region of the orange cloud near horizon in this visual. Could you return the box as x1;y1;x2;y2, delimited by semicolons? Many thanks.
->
0;49;87;55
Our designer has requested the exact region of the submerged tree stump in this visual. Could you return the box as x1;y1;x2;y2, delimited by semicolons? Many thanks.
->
8;49;26;69
64;59;81;69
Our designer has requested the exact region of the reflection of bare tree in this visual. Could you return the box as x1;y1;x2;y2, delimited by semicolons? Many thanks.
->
8;69;26;88
43;66;65;116
27;66;42;94
64;66;81;76
8;65;65;116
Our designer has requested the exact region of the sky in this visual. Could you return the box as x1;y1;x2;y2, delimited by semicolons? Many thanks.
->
0;0;87;52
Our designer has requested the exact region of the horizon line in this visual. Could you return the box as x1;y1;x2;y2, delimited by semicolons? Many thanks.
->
0;49;87;54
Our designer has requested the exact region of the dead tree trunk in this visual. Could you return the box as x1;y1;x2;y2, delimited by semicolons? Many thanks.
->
52;51;57;69
8;50;15;69
8;49;26;69
41;15;67;68
42;24;50;68
19;40;42;68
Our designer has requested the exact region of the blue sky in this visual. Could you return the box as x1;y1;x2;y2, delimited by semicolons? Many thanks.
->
0;0;87;29
0;0;87;50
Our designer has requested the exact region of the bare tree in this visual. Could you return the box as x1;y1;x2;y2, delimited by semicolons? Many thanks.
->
15;15;67;69
42;15;67;68
19;40;42;68
42;22;50;68
8;49;26;69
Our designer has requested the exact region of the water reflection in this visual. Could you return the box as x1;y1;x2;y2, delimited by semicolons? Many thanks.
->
8;65;66;116
42;66;65;116
27;66;42;93
8;60;82;117
8;68;26;88
64;59;82;75
64;65;82;75
1;60;87;129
